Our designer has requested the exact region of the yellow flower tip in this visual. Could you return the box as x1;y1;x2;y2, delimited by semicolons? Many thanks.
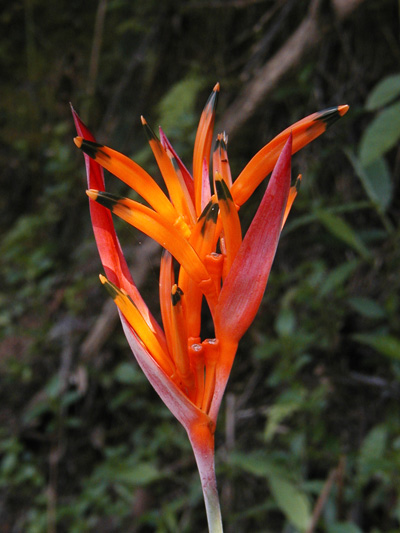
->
74;136;83;148
86;189;99;201
141;117;158;144
338;104;349;117
99;275;121;301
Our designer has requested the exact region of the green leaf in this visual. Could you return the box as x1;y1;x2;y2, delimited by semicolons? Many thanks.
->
229;452;283;479
157;75;205;137
353;333;400;360
275;307;296;337
357;425;388;485
315;210;371;259
359;101;400;166
114;362;142;384
359;425;387;466
346;151;393;213
366;74;400;111
97;461;162;488
264;389;305;442
269;475;312;532
347;297;386;319
362;157;393;211
114;462;161;486
319;260;359;296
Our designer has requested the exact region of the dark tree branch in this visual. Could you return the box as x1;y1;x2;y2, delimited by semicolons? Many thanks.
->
218;0;366;138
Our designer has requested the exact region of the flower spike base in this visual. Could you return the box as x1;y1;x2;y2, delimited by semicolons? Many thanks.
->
72;87;348;530
189;424;223;533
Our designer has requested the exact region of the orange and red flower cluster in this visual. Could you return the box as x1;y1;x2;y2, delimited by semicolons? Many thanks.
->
72;82;347;478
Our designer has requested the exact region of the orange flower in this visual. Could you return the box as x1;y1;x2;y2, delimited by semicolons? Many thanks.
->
72;86;347;531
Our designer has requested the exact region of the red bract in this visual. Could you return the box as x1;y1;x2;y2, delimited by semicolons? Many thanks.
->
72;87;348;532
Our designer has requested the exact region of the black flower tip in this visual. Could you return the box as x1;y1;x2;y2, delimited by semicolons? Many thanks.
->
215;176;233;203
87;190;122;211
316;105;349;129
171;285;184;306
75;138;105;159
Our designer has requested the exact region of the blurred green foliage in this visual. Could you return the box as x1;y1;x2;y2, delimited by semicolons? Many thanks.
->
1;0;400;532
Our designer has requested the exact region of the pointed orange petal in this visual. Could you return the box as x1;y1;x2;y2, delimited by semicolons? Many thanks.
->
159;126;195;203
204;252;224;295
200;157;212;214
214;173;242;274
231;105;349;206
189;199;220;260
178;200;222;337
170;285;196;395
207;339;238;425
142;117;196;226
100;275;175;376
87;190;218;307
282;174;302;229
177;274;203;339
189;342;205;409
177;199;220;338
74;136;188;233
201;339;220;414
193;83;219;216
159;251;175;357
213;133;232;188
71;107;163;339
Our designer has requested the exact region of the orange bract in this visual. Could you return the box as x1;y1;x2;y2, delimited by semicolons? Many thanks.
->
73;88;348;423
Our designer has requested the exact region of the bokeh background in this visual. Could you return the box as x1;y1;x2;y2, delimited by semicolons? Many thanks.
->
1;0;400;531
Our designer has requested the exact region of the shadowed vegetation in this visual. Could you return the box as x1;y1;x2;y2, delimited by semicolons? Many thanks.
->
1;1;399;531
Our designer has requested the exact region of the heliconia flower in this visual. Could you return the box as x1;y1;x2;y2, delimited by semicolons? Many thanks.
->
72;85;348;532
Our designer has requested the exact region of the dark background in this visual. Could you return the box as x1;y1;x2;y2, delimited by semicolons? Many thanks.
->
1;1;399;531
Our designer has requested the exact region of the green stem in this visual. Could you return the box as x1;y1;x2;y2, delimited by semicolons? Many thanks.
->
189;423;224;533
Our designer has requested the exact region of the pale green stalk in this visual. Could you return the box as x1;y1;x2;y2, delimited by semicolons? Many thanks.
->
189;423;224;533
